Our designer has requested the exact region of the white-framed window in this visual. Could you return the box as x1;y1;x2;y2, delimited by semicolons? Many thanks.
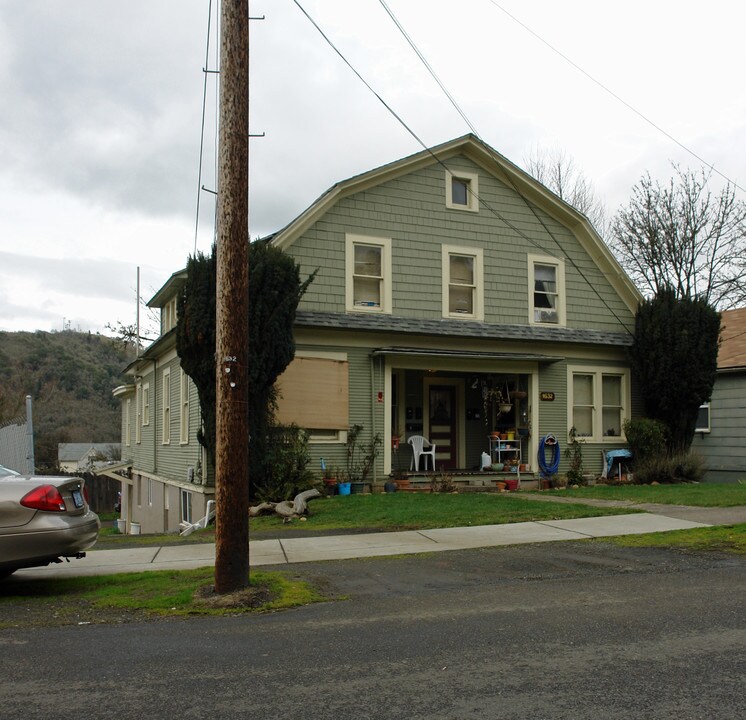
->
445;170;479;211
568;366;630;442
180;489;192;524
162;369;171;445
135;384;142;444
308;429;348;444
441;244;484;320
125;398;131;447
528;254;566;326
345;234;392;313
695;403;711;433
142;383;150;426
180;369;190;444
162;297;178;334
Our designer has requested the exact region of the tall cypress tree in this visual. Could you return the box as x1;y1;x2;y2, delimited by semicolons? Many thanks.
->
176;240;315;493
630;289;720;453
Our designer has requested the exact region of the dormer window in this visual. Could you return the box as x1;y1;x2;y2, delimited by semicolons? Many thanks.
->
445;170;479;212
162;297;178;333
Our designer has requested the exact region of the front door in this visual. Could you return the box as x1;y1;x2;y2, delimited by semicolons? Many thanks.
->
428;385;457;469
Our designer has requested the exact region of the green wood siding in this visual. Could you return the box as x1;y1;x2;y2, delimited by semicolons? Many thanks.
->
691;372;746;482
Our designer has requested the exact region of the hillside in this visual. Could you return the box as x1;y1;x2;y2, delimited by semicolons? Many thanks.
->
0;330;134;468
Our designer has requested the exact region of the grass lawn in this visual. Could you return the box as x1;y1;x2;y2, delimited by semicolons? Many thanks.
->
536;482;746;507
94;492;639;549
607;522;746;554
0;568;326;628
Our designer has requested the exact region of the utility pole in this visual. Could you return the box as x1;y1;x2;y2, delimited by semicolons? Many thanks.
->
214;0;250;593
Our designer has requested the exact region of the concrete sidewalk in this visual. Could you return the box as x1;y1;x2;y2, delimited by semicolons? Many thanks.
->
13;512;711;579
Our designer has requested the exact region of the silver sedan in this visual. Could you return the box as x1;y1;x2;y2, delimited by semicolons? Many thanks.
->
0;475;100;577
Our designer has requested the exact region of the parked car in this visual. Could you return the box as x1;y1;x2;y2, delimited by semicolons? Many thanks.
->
0;475;100;578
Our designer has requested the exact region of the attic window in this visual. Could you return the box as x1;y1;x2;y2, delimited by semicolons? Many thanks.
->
345;234;392;314
445;170;479;211
528;254;566;326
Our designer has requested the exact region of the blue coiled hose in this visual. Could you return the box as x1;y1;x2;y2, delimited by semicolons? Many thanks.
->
538;434;560;477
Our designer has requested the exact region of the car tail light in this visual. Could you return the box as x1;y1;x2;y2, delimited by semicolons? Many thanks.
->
20;485;67;512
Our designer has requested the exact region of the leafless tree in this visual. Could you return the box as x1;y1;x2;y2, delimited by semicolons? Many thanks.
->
610;166;746;309
524;146;608;236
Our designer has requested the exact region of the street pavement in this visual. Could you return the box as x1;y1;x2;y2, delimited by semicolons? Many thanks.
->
13;503;736;579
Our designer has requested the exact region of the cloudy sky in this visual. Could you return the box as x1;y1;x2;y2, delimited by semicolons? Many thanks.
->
1;0;743;335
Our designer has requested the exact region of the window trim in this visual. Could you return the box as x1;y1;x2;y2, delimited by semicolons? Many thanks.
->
528;254;566;327
180;489;192;524
445;170;479;212
179;369;190;444
162;368;171;445
345;234;392;314
135;384;142;444
695;402;711;433
441;244;484;321
142;383;150;427
566;365;630;443
125;398;131;447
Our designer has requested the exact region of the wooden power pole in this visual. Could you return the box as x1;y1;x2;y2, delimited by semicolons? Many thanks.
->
214;0;250;593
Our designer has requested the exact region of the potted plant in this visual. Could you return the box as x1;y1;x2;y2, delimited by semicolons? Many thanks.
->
321;465;338;496
340;424;382;494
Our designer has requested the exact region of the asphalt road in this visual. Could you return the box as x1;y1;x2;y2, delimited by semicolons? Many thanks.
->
1;542;744;720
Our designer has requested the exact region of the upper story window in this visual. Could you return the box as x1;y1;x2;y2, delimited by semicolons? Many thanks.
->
162;368;171;445
162;297;178;334
528;254;566;326
568;366;629;442
135;383;143;444
345;234;392;313
142;383;150;426
125;398;131;447
441;244;484;320
180;369;190;444
445;170;479;212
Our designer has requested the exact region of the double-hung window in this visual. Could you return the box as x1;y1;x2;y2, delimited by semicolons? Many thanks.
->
180;369;190;444
568;366;629;441
528;255;566;326
345;234;392;313
162;368;171;445
135;384;142;444
442;245;483;320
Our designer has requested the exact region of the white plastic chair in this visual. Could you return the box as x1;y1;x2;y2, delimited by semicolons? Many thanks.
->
408;435;436;472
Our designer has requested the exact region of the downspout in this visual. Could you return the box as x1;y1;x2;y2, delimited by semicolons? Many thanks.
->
370;352;377;485
152;358;158;474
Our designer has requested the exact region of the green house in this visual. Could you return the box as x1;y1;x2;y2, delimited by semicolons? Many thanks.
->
111;134;643;533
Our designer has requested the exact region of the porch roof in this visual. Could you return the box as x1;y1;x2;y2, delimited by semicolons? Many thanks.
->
371;347;562;363
295;310;633;346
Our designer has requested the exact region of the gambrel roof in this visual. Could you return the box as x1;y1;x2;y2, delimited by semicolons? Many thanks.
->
271;134;643;313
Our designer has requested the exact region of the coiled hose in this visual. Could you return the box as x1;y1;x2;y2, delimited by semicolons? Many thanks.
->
537;434;560;477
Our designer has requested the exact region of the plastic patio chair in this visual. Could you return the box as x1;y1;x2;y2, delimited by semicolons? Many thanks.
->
408;435;437;472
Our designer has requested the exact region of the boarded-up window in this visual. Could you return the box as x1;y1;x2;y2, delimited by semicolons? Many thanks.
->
275;357;349;430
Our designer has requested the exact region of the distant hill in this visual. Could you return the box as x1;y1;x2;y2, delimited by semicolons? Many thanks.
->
0;330;134;469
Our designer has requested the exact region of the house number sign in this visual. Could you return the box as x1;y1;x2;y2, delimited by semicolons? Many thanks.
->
540;392;555;401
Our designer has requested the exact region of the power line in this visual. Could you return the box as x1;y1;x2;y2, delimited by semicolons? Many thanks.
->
294;0;636;335
485;0;745;195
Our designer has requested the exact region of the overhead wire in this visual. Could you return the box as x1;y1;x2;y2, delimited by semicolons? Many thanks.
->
193;0;215;255
485;0;745;195
295;0;636;334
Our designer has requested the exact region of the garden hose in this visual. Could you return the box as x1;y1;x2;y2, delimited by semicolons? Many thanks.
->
538;434;560;477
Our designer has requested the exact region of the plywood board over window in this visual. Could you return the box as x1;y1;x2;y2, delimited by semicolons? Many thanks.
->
275;357;349;430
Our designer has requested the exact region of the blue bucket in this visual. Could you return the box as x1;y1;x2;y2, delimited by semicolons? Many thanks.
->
337;482;351;496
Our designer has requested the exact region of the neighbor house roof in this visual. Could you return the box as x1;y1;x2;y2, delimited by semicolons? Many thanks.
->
57;443;121;463
719;308;746;370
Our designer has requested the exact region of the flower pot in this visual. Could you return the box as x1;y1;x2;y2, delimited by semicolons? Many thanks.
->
350;482;365;494
323;478;338;496
496;481;507;491
337;482;351;496
384;481;397;493
395;479;410;489
491;462;504;472
499;403;513;414
504;478;519;491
